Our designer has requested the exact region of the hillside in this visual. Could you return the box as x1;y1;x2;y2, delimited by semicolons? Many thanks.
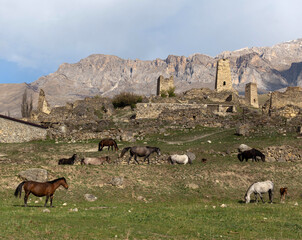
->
1;39;302;117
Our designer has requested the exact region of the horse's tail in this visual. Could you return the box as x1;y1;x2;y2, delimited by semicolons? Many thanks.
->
114;141;119;151
98;141;102;151
14;181;26;198
120;147;131;157
237;153;243;162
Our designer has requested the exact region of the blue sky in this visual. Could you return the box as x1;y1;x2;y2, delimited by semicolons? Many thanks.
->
1;0;302;84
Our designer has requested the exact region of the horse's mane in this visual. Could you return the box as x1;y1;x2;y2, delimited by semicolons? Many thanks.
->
47;177;66;184
245;182;257;196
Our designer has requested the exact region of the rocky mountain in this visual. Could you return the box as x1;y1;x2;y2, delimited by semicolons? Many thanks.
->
1;39;302;117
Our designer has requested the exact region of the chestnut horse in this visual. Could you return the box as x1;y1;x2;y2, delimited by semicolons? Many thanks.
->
14;177;68;207
98;138;119;151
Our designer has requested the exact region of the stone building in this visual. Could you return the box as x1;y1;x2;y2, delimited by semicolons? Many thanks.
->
156;75;174;96
0;114;47;143
215;59;233;92
245;82;259;108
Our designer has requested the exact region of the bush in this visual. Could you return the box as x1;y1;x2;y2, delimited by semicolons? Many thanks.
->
167;87;176;97
112;92;143;109
160;91;167;98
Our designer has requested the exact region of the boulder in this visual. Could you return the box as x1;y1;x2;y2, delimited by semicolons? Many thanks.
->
110;176;124;187
18;168;48;182
238;144;252;153
84;194;97;202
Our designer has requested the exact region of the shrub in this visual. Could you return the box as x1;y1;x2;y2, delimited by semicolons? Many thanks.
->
112;92;143;109
167;87;176;97
160;91;167;98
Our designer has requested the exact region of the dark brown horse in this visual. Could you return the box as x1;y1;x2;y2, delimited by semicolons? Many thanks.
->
237;148;265;162
14;177;69;207
98;138;119;151
58;154;77;165
120;146;161;164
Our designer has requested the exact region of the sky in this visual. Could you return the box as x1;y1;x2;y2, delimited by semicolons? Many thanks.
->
1;0;302;84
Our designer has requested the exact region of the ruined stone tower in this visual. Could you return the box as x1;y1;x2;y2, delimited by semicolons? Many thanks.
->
37;89;51;114
245;82;259;108
156;75;174;96
215;59;232;92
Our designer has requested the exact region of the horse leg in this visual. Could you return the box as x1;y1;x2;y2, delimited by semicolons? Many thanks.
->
24;191;30;207
50;195;54;207
254;193;258;203
144;154;151;164
258;193;265;203
44;196;49;207
134;154;139;164
128;153;133;165
269;190;273;203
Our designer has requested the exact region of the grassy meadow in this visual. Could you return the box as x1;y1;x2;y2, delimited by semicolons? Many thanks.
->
0;126;302;239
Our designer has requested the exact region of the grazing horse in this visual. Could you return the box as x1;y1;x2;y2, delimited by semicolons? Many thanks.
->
120;146;161;164
14;177;69;207
168;154;192;165
81;156;111;165
244;180;274;203
238;148;265;162
280;187;288;203
98;138;119;151
58;154;77;165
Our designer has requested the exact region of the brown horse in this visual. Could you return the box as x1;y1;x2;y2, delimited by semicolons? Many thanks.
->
120;146;161;164
98;138;119;151
14;177;68;207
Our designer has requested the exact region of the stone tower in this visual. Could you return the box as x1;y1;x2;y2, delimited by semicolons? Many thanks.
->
37;89;51;114
245;82;259;108
156;75;174;96
215;59;232;92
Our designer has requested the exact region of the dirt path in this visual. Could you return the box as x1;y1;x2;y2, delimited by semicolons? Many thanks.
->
159;129;231;145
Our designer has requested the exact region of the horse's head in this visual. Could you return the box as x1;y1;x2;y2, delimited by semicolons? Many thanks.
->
61;178;69;189
261;155;265;162
156;148;161;156
244;193;250;203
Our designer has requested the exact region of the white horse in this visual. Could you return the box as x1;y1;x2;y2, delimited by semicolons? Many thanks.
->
245;180;274;203
81;156;111;165
168;154;192;165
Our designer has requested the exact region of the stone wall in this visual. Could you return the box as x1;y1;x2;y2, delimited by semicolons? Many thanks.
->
245;83;259;108
271;87;302;109
156;75;174;96
0;115;47;143
215;59;233;92
136;103;235;119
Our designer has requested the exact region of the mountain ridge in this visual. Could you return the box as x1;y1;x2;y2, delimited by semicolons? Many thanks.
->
1;39;302;117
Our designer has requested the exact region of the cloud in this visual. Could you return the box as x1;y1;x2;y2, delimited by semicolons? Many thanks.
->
0;0;302;76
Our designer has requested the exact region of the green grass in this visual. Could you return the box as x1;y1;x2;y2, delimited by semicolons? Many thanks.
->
0;126;302;239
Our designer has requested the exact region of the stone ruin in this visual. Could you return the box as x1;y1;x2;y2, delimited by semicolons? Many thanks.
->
37;89;51;114
245;82;259;108
263;87;302;118
215;59;233;92
156;75;174;96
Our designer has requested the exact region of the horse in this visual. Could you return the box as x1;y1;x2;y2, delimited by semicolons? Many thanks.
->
280;187;288;203
98;138;118;151
14;177;69;207
244;180;274;203
120;146;161;164
238;148;265;162
81;156;111;165
58;154;77;165
168;154;192;165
